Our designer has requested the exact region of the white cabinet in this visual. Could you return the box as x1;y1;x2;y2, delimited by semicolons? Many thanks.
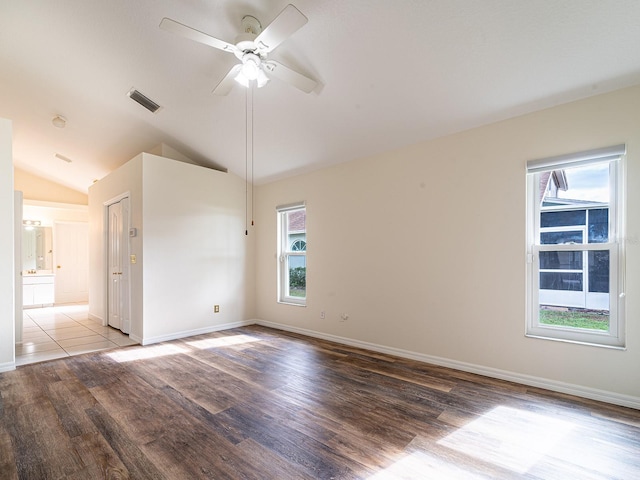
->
23;274;55;307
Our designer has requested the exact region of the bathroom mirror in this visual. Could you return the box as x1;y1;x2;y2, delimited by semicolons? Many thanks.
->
22;225;53;272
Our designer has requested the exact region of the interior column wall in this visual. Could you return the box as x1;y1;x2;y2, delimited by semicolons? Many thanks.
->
89;152;255;346
88;154;143;337
140;154;254;343
0;118;15;371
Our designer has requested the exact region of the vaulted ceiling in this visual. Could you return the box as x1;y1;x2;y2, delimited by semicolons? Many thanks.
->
2;1;640;193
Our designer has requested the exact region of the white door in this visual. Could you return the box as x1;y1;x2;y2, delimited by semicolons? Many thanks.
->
107;198;130;333
54;222;89;304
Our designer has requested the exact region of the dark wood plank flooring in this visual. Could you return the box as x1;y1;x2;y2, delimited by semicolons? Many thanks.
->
1;325;639;479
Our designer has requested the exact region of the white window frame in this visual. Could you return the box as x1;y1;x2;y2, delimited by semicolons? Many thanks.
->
526;145;626;348
277;202;306;306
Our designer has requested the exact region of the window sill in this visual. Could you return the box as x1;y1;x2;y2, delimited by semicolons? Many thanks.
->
525;333;626;350
277;300;306;307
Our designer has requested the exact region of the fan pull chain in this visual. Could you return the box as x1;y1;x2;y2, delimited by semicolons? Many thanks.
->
250;84;255;227
245;86;249;235
245;83;255;234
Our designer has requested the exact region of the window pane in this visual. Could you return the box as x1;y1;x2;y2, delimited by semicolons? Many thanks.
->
540;272;582;291
288;256;306;298
588;250;609;293
561;163;610;203
588;209;608;243
540;231;583;245
540;210;585;228
539;251;582;270
286;209;305;234
290;239;306;251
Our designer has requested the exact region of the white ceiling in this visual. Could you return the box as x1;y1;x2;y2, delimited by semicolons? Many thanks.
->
2;1;640;193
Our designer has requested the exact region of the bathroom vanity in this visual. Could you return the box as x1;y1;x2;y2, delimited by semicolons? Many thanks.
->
22;225;55;307
23;273;55;308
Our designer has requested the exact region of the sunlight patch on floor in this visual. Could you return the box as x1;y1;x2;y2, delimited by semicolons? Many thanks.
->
368;451;486;479
106;334;262;362
186;334;261;349
106;344;190;362
438;406;576;474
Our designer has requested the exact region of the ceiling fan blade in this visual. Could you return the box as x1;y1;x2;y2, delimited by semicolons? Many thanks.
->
254;4;308;53
212;64;243;95
264;61;317;93
160;18;239;54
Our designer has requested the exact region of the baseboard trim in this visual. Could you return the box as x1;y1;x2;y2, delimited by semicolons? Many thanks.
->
140;320;255;346
255;319;640;410
0;361;16;373
88;313;104;325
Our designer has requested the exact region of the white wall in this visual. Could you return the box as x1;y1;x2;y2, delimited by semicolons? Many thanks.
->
88;154;143;335
89;153;254;345
254;85;640;407
0;119;15;371
141;154;253;342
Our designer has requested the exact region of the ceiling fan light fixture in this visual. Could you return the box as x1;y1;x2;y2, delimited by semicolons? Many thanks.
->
256;68;270;88
234;70;250;87
235;54;270;88
241;55;260;80
162;4;314;94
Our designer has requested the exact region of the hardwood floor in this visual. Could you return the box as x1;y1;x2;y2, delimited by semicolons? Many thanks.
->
1;325;639;479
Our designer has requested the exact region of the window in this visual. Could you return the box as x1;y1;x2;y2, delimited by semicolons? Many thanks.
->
291;239;306;251
277;202;306;305
526;145;626;347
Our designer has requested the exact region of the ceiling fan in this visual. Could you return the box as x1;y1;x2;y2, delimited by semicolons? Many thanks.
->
160;4;317;95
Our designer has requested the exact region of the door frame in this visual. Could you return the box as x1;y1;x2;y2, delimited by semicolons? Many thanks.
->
103;192;131;333
14;191;23;345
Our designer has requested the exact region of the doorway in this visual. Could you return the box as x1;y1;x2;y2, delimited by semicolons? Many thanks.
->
107;197;130;334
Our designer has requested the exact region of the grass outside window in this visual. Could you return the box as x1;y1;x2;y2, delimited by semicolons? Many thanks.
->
539;308;609;331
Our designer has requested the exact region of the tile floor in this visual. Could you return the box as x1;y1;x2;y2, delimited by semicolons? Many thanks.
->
16;303;137;366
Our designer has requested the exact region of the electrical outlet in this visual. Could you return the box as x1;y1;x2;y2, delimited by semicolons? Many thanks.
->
214;305;220;313
320;311;325;319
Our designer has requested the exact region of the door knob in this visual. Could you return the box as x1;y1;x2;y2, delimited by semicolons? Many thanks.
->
57;265;61;269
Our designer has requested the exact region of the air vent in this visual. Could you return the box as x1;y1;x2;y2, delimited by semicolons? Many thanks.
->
127;88;162;113
55;153;73;163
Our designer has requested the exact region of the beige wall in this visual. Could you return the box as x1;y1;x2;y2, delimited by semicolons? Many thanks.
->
254;85;640;406
14;167;88;204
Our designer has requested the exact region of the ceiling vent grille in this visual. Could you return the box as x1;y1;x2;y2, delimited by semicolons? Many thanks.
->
127;88;161;113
